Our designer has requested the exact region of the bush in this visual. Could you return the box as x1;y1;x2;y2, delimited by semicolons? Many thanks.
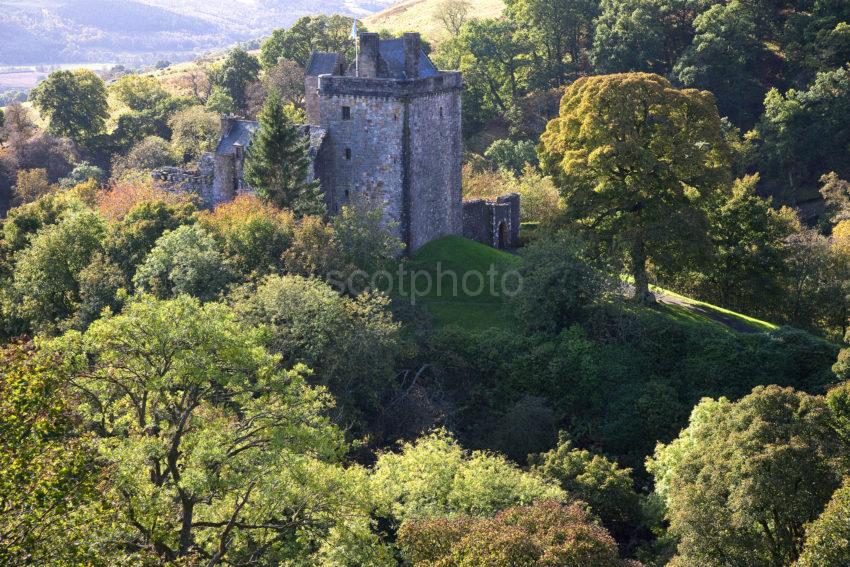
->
111;136;176;179
198;195;295;277
133;224;234;301
398;501;627;566
484;138;538;175
530;432;643;543
371;430;565;523
59;162;105;188
8;209;107;333
97;176;196;221
514;231;618;332
108;199;196;280
234;274;401;429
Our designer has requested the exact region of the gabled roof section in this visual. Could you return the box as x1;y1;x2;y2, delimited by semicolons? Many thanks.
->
306;52;343;77
378;39;439;79
216;120;326;157
216;120;258;156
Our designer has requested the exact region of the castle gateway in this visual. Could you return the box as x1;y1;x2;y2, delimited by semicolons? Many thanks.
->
153;32;519;252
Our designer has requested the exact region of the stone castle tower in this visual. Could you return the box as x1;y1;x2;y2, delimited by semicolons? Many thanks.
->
305;32;463;252
153;33;519;252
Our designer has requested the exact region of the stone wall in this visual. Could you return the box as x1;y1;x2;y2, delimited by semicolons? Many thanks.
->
408;89;463;251
211;153;237;206
305;74;320;124
315;92;406;243
151;156;215;204
462;193;521;249
462;199;491;243
315;71;463;252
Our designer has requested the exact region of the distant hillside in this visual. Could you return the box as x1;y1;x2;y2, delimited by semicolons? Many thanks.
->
364;0;504;42
0;0;397;65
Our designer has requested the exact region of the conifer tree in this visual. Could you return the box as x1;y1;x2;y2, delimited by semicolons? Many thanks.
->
244;93;324;216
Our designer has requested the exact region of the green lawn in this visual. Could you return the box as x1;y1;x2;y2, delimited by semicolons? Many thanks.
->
392;236;521;331
651;285;779;333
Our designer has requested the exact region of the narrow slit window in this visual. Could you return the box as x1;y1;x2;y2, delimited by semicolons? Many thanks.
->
342;106;351;120
345;148;352;160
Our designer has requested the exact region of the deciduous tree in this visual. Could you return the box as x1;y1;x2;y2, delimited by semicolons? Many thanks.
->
30;70;108;143
46;295;382;565
649;385;842;566
209;48;260;110
539;73;731;302
398;500;628;566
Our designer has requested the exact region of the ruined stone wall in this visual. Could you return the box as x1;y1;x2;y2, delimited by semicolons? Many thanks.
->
211;154;237;206
408;88;463;251
462;193;521;249
316;91;405;241
462;199;491;243
151;156;215;205
497;193;520;248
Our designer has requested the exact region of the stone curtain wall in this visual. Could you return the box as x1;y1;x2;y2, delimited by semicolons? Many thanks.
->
151;154;217;206
462;199;491;244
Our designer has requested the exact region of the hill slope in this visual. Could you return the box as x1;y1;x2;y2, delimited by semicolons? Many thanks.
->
364;0;504;42
0;0;397;65
403;236;780;334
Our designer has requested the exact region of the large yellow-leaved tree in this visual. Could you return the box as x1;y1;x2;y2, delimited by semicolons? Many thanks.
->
539;73;731;302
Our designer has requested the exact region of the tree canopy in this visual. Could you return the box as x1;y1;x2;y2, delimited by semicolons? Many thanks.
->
539;72;732;302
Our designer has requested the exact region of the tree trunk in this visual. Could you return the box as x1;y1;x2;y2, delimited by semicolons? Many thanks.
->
631;235;656;304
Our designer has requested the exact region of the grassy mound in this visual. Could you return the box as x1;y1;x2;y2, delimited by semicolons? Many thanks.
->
394;236;521;331
402;236;781;334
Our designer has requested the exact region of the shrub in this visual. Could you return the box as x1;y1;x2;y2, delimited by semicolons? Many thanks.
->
398;501;627;566
198;195;295;277
133;224;234;301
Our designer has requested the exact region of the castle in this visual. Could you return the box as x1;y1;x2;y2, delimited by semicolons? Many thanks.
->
153;32;519;252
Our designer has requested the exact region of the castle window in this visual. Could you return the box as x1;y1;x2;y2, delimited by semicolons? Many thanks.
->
439;107;444;118
342;106;351;120
345;148;352;160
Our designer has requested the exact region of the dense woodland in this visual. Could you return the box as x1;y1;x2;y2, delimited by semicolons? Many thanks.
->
2;1;850;565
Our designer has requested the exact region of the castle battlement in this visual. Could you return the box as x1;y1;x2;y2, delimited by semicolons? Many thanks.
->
316;72;462;99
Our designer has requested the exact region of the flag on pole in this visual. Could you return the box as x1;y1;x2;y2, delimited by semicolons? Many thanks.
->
350;19;358;40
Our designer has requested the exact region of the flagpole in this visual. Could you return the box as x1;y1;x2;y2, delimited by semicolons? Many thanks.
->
352;19;359;78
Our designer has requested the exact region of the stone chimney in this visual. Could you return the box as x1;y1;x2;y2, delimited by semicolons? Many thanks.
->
358;33;380;78
403;33;421;79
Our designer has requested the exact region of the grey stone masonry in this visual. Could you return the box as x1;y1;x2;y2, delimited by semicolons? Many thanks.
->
307;32;463;252
462;193;521;249
155;33;520;254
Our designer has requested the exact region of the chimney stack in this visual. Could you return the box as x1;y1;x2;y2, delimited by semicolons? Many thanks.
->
403;33;420;79
358;33;380;78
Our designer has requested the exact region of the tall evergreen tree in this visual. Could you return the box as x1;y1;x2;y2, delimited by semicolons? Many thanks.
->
243;93;324;216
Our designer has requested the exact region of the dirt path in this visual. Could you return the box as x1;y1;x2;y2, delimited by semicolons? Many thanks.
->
654;292;761;334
